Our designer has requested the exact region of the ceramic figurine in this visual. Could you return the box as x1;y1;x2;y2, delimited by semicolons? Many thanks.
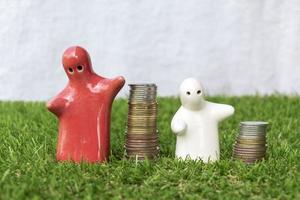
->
47;46;125;163
171;78;234;162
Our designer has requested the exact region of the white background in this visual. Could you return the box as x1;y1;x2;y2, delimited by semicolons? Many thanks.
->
0;0;300;100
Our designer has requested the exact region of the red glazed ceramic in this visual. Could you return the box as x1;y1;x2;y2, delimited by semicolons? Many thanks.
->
47;46;125;163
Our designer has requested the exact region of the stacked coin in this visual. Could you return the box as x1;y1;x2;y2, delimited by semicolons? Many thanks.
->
233;121;268;164
125;84;159;160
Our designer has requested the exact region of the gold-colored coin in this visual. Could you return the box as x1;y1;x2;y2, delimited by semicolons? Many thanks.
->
237;140;266;145
234;146;266;152
126;133;157;137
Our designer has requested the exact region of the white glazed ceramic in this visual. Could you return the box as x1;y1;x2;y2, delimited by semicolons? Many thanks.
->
171;78;234;163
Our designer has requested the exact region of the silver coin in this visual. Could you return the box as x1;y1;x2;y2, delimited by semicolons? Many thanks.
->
240;121;269;126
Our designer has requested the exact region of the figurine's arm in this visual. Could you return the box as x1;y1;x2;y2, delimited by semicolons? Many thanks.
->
211;103;235;122
46;96;68;117
171;110;187;135
103;76;125;98
111;76;125;93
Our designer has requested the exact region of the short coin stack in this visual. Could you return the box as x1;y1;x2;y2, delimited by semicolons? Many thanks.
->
233;121;268;164
125;84;159;160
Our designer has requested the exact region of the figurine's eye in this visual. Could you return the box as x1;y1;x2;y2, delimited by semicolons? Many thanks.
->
68;68;74;74
186;91;191;95
197;90;201;95
77;65;84;72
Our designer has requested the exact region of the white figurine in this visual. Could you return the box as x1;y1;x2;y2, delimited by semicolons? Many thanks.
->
171;78;234;163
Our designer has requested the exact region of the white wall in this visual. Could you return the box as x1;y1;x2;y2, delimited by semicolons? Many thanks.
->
0;0;300;100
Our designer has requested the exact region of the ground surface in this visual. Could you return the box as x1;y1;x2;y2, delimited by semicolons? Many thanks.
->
0;96;299;199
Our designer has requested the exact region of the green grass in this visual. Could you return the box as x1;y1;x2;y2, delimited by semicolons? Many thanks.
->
0;96;299;199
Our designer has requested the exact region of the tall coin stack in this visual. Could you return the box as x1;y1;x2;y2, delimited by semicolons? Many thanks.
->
233;121;268;164
125;84;159;160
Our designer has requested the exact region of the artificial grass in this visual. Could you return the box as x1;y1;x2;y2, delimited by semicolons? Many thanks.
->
0;96;299;199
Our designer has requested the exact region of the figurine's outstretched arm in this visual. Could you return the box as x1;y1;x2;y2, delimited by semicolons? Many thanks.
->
211;103;235;122
171;111;187;135
100;76;125;98
46;97;68;117
112;76;125;92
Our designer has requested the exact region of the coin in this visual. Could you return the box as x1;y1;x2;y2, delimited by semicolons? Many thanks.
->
128;104;157;109
234;146;266;151
126;150;159;155
234;144;266;149
126;146;159;151
126;133;158;138
126;138;159;143
127;118;157;123
126;129;157;134
236;140;266;145
234;149;266;154
126;151;159;156
237;135;266;140
126;155;157;160
126;132;156;135
240;121;269;126
125;143;158;147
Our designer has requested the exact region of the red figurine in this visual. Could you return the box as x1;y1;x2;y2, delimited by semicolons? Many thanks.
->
47;46;125;163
